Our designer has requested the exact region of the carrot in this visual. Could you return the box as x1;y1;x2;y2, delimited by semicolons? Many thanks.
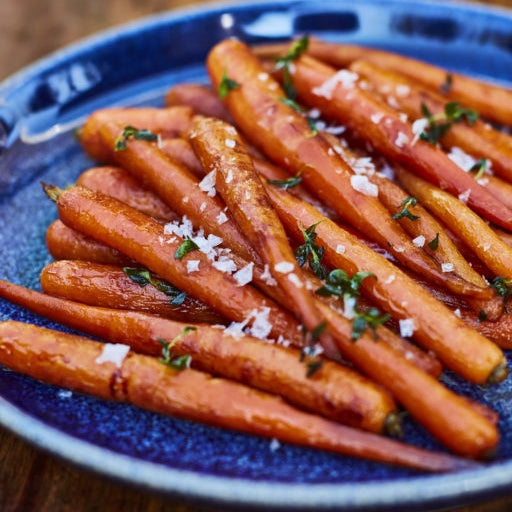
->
396;167;512;280
77;166;179;222
189;116;327;336
262;179;507;385
206;38;492;299
80;106;195;163
165;83;233;121
459;309;512;350
40;260;226;325
286;53;512;232
0;320;475;471
301;38;512;127
159;138;205;177
46;219;134;266
45;184;304;346
350;59;512;184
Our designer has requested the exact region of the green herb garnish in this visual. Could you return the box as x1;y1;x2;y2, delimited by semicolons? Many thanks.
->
491;276;512;312
267;171;303;189
279;97;318;136
174;237;199;259
427;233;440;251
123;267;186;305
469;158;488;181
315;269;375;299
158;326;196;370
299;321;327;377
274;35;309;99
294;221;327;279
392;197;420;221
351;307;391;341
114;125;158;151
218;69;240;99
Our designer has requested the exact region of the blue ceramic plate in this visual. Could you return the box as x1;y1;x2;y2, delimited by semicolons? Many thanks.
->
1;0;512;510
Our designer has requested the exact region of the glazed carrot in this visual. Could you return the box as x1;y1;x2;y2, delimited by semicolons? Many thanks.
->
478;175;512;211
77;166;179;222
350;59;512;184
80;106;195;163
0;282;401;433
300;38;512;127
97;120;260;264
0;321;475;472
189;116;327;336
165;83;233;121
459;310;512;350
396;167;512;280
40;260;226;325
262;180;507;385
206;39;491;299
286;53;512;232
45;184;303;346
159;138;205;177
46;219;134;266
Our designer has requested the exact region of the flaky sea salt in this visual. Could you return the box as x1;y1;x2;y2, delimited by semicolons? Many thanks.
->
350;175;378;197
95;343;130;368
399;318;416;338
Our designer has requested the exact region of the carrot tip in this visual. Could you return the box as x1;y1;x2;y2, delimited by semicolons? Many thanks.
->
41;182;64;203
486;359;509;385
384;411;403;438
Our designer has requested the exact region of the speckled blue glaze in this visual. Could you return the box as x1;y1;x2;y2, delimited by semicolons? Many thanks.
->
1;0;512;510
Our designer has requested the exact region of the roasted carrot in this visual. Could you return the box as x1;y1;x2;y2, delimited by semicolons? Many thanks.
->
262;179;507;385
159;138;205;177
298;38;512;127
0;320;475;471
40;260;227;325
206;39;492;298
189;116;327;336
45;184;303;346
286;53;512;232
77;166;179;222
165;83;233;121
350;59;512;184
396;167;512;280
459;309;512;350
46;219;134;266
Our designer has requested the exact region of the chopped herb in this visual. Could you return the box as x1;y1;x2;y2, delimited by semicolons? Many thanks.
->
491;276;512;312
299;321;327;377
114;125;158;151
477;310;488;323
440;73;453;94
392;196;420;221
274;35;309;99
427;233;440;251
419;102;479;145
267;172;303;189
157;326;196;370
316;269;375;299
351;307;391;341
469;158;488;180
218;69;240;99
123;267;186;305
279;97;318;136
174;237;199;259
294;222;327;279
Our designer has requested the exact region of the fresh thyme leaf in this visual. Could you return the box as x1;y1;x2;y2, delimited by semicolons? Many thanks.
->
123;267;187;305
218;69;240;99
491;276;512;312
469;158;488;180
294;221;327;279
114;125;158;151
279;97;318;136
427;233;440;251
299;321;326;377
315;269;375;299
266;172;303;189
174;237;199;259
444;101;478;125
351;307;391;341
440;73;453;94
157;326;197;370
274;35;310;99
392;197;420;221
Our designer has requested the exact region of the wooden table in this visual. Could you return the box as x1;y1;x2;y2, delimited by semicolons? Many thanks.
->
2;0;512;510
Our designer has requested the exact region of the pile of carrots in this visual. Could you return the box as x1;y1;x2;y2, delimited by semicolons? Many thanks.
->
1;35;512;473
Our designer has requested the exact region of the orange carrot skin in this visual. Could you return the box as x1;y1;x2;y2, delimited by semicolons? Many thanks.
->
159;138;206;177
46;219;134;266
165;83;233;121
289;54;512;232
77;166;179;222
0;321;475;472
98;121;260;264
53;186;303;346
0;281;399;433
40;260;227;325
264;181;507;385
190;116;327;335
206;39;491;299
80;106;195;163
460;310;512;349
350;59;512;184
305;38;512;127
